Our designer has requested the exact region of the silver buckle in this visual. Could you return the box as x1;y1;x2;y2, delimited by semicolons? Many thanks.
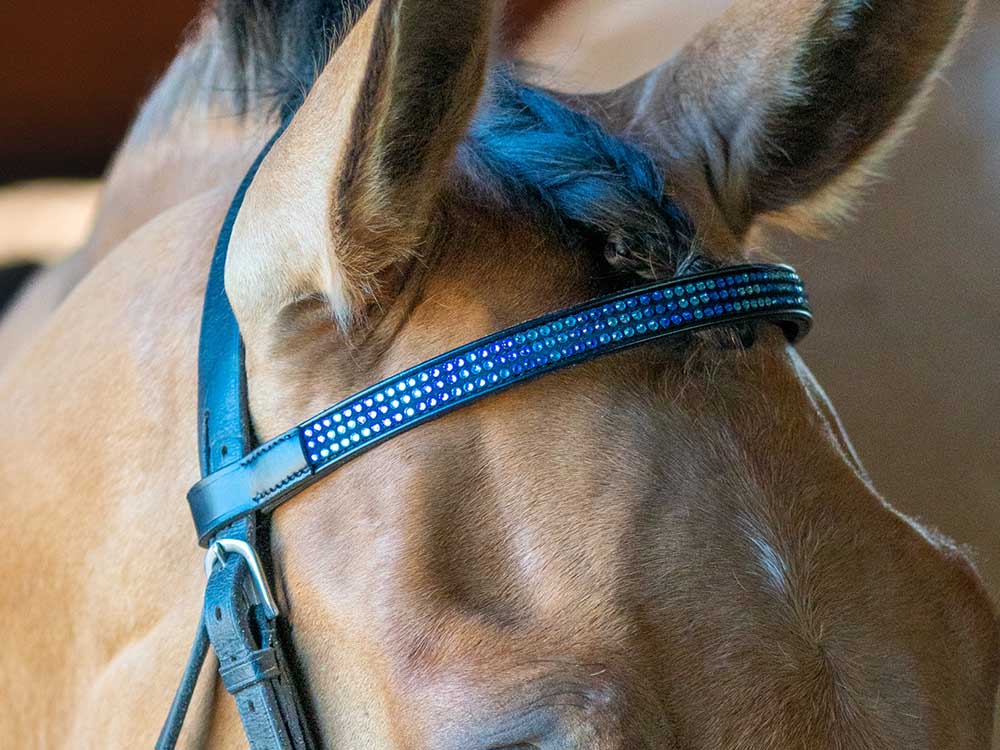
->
204;538;280;620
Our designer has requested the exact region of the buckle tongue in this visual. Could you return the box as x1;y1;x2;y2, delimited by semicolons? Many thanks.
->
204;538;280;620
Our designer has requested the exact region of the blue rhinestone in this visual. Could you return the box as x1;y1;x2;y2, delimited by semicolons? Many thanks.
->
440;393;450;403
489;373;499;383
652;291;663;301
500;368;511;379
679;299;689;309
599;333;611;345
476;378;486;388
626;298;638;309
514;334;525;346
631;310;643;322
624;327;635;337
683;311;693;321
648;320;659;332
636;323;647;334
611;331;623;341
660;317;671;328
468;352;477;363
639;295;651;305
539;325;551;336
694;309;704;320
526;330;538;342
671;314;683;325
664;288;674;299
512;364;524;375
586;338;598;349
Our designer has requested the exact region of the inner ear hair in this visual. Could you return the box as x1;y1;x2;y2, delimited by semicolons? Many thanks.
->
569;0;971;241
337;0;496;261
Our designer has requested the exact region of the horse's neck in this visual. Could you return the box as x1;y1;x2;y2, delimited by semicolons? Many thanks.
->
89;22;276;261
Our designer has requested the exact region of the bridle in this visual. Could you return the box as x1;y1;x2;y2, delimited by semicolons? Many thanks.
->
156;125;812;750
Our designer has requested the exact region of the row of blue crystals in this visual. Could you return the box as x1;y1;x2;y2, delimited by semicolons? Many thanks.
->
303;269;807;464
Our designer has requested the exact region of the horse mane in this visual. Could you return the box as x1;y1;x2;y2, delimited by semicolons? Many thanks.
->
212;0;696;276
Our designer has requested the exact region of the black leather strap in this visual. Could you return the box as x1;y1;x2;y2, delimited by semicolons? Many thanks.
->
198;124;288;476
203;519;316;750
159;121;316;750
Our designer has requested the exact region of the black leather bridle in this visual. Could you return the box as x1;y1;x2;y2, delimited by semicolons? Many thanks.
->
156;125;812;750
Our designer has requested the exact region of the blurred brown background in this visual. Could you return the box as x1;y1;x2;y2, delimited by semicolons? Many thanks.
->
0;1;201;182
1;0;997;729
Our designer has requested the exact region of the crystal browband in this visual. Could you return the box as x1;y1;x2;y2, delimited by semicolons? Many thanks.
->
187;263;810;545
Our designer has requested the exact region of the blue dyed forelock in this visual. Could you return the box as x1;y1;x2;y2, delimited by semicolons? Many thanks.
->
464;75;695;276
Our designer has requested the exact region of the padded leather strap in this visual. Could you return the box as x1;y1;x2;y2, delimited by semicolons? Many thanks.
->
197;123;289;476
160;120;316;750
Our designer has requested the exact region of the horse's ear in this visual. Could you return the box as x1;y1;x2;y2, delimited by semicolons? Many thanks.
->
573;0;970;242
227;0;495;330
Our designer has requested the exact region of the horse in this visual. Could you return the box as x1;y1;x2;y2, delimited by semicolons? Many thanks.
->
1;0;997;747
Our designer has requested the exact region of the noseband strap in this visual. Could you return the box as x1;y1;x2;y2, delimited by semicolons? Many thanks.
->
158;126;812;749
